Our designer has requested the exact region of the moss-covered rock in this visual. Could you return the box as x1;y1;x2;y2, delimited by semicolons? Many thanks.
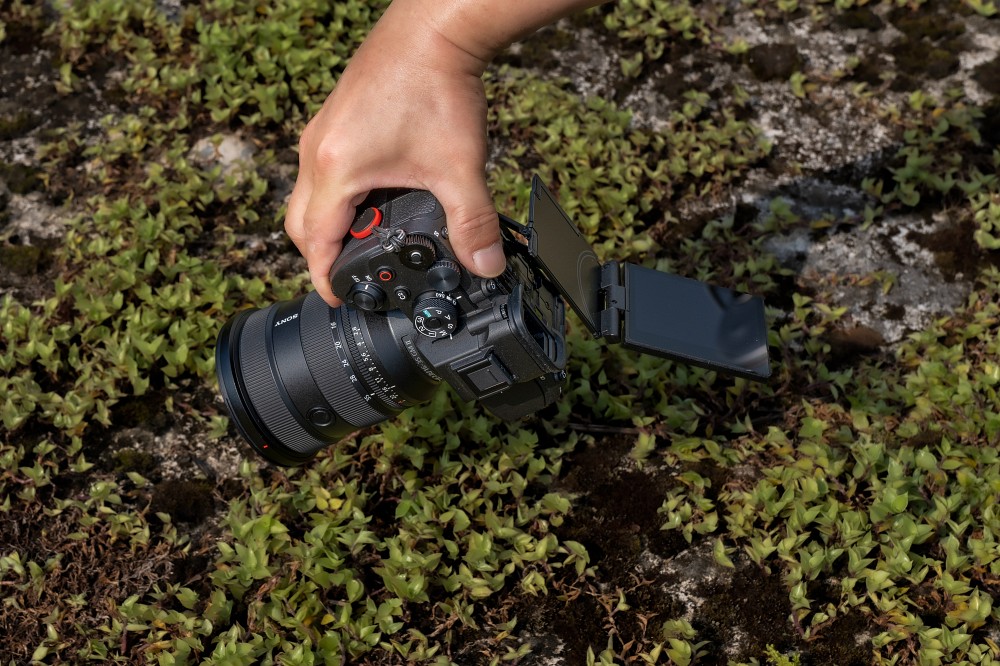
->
0;242;45;275
0;162;41;195
747;43;802;82
112;448;158;475
834;7;884;31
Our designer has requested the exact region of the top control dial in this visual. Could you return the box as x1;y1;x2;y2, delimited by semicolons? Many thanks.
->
400;235;436;270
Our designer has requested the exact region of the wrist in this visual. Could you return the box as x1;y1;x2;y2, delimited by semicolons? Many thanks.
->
368;0;492;79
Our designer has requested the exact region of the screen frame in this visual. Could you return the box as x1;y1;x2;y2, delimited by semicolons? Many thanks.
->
526;176;603;336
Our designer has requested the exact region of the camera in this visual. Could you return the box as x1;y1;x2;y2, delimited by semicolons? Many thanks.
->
215;177;770;466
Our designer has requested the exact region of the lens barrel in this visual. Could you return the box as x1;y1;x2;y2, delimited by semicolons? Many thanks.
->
216;291;438;465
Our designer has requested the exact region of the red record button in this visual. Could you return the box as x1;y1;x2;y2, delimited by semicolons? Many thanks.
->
378;269;394;282
350;207;383;239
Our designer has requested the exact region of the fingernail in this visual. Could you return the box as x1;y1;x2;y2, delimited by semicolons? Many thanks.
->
473;242;506;277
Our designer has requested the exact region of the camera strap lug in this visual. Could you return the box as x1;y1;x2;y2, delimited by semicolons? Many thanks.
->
372;226;406;252
598;261;625;342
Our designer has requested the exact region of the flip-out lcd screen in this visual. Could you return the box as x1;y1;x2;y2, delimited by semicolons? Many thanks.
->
622;264;770;379
528;177;770;379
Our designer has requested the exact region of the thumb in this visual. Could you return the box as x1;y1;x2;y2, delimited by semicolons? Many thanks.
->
434;175;505;278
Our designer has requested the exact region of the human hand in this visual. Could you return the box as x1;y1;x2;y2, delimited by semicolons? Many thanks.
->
285;0;506;307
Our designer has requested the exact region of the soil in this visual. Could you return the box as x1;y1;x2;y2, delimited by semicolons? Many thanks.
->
4;1;1000;664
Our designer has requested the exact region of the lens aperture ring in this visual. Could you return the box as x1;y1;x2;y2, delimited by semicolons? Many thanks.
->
299;292;388;427
238;308;327;454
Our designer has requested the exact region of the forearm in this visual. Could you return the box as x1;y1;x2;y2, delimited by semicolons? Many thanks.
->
371;0;607;76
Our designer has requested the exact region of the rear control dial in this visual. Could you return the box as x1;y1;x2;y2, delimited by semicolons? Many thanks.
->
412;296;459;338
427;259;461;292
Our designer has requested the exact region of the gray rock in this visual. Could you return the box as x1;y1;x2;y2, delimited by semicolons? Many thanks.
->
1;193;67;244
767;212;972;343
189;134;257;179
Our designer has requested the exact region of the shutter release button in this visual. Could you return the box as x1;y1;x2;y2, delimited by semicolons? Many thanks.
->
350;207;383;239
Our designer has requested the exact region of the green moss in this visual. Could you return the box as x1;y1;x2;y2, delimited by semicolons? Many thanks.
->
0;111;35;141
0;243;44;275
0;162;41;194
834;7;884;31
5;1;1000;664
111;448;157;475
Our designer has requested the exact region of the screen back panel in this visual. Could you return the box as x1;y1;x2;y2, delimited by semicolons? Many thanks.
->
623;264;771;379
528;178;603;335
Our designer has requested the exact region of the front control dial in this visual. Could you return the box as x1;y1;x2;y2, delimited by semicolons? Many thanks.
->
412;296;459;338
347;282;386;311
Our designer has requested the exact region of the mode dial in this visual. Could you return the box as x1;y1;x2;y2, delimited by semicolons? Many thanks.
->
412;296;459;338
427;259;461;292
400;235;436;270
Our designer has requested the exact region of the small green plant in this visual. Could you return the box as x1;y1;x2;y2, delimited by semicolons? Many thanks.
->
764;644;801;666
4;0;1000;663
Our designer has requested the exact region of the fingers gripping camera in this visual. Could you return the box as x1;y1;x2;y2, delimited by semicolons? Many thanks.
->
215;177;770;466
334;191;497;333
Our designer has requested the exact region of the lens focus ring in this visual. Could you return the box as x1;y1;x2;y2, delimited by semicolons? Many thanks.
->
238;308;327;454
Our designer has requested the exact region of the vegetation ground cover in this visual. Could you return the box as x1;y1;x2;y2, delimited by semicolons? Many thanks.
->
2;0;1000;664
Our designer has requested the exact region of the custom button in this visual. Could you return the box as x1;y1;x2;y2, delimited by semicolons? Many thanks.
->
309;407;334;427
350;207;383;239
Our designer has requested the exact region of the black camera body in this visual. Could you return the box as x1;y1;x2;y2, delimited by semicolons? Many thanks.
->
327;186;569;422
215;177;770;466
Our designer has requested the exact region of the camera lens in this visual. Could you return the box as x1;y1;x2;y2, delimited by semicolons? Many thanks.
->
215;291;439;465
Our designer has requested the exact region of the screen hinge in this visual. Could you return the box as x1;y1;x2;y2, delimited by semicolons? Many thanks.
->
598;261;626;342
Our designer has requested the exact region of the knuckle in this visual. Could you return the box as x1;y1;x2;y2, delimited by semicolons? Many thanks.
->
283;216;302;238
313;138;345;173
